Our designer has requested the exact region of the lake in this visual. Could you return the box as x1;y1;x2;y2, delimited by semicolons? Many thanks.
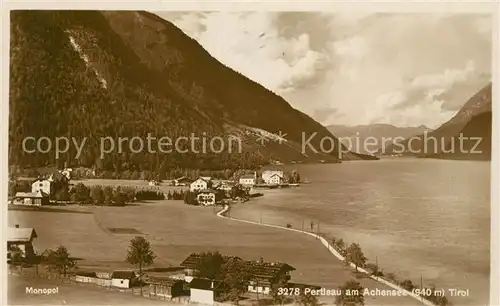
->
232;158;491;306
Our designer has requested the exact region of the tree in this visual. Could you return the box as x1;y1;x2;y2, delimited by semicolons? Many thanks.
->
54;186;70;202
70;183;90;203
8;182;17;197
335;238;346;254
218;257;251;305
345;243;367;272
426;284;450;306
399;279;415;291
103;186;114;205
90;185;104;205
289;170;301;184
45;246;76;277
295;289;319;306
8;245;24;266
113;187;127;206
271;274;289;306
51;176;70;201
125;236;155;294
335;280;364;306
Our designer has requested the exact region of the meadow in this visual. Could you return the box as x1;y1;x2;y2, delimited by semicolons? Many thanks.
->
9;195;418;305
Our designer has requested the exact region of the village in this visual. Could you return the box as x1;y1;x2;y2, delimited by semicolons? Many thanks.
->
8;168;301;207
7;167;449;306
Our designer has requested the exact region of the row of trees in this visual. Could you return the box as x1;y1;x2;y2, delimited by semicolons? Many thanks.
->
331;237;449;306
8;245;77;277
166;189;187;201
63;183;164;205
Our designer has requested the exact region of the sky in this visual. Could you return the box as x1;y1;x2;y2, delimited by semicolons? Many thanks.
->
156;12;492;129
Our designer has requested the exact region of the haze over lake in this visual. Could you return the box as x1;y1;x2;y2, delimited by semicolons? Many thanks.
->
232;158;490;306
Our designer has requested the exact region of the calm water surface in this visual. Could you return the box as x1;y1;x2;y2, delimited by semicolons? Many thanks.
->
240;158;490;306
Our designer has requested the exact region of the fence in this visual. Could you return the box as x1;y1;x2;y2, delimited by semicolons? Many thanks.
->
9;268;199;305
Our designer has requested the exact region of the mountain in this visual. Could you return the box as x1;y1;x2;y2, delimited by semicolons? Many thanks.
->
327;124;430;155
423;111;492;160
9;10;371;173
384;83;492;158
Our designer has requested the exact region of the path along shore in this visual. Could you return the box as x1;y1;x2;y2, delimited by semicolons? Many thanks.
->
216;205;434;306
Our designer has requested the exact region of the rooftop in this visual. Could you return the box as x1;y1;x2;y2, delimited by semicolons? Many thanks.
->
180;253;242;269
76;271;98;278
244;261;295;280
111;270;136;279
198;189;217;194
145;276;184;286
179;253;295;280
8;227;37;242
14;191;48;198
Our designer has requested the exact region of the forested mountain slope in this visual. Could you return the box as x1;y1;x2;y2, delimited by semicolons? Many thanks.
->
9;11;368;173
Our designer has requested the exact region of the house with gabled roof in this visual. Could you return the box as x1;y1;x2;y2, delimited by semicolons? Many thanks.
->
190;177;213;192
173;176;191;186
111;270;138;288
196;189;219;206
180;253;242;283
13;190;49;206
239;173;256;187
179;252;295;296
146;276;186;299
262;170;284;185
7;226;38;260
244;260;295;295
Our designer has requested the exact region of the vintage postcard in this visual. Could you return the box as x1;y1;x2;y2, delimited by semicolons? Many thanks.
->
2;1;498;306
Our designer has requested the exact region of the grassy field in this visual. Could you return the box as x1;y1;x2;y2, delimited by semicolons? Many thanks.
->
9;182;420;305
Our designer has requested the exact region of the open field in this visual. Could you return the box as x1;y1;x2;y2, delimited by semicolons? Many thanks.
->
9;198;420;305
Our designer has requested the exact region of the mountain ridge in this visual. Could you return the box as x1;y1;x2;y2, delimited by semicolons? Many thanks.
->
327;124;430;155
9;10;372;174
383;83;492;159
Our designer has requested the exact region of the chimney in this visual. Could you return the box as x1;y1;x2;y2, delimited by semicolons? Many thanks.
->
15;224;19;228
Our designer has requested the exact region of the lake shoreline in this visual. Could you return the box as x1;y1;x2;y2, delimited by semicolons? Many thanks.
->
217;204;435;306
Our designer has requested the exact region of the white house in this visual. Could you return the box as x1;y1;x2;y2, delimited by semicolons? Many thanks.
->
267;173;283;185
189;278;228;305
262;170;284;184
13;191;49;206
148;180;159;186
60;168;72;180
110;270;137;288
196;190;217;206
190;177;212;192
239;173;256;187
